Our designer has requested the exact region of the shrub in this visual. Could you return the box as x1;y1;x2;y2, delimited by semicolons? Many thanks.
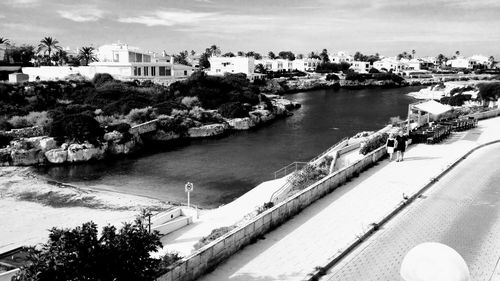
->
389;116;403;126
92;73;115;87
218;102;248;118
0;117;13;131
126;107;157;124
154;101;186;115
194;226;237;250
287;164;328;191
326;74;340;81
360;133;389;155
25;111;52;130
0;134;13;148
181;96;200;109
49;113;104;144
8;115;29;129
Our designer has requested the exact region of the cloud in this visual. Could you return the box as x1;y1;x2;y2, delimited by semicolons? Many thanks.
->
57;6;105;22
3;0;40;7
1;22;59;34
118;10;216;27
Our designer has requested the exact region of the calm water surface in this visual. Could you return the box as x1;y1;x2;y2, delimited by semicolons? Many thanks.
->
35;87;421;208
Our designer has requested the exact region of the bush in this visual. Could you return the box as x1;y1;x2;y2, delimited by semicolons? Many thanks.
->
326;74;340;81
287;164;328;191
194;226;237;250
360;133;389;155
8;115;29;129
0;117;12;131
25;111;52;130
181;96;200;109
49;113;104;144
92;73;115;87
218;102;248;118
0;134;13;148
126;107;157;124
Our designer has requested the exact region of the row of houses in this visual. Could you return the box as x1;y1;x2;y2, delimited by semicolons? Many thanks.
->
2;43;196;84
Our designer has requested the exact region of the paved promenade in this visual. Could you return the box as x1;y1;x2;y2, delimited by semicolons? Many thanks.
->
322;142;500;281
196;116;500;281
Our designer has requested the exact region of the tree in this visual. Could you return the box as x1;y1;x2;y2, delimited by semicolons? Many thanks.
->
268;51;276;59
297;53;304;59
455;50;460;57
6;44;35;66
222;52;235;57
78;46;98;66
411;49;416;59
37;37;62;59
254;53;262;60
278;51;295;60
190;50;196;56
198;44;221;69
237;51;245;56
436;54;447;65
51;49;68;66
0;37;10;45
319;48;329;63
308;51;320;59
173;50;189;65
255;63;266;73
208;44;221;56
488;56;495;68
13;216;179;281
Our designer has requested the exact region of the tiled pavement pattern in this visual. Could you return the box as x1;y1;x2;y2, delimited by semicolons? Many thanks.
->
195;117;500;281
322;142;500;281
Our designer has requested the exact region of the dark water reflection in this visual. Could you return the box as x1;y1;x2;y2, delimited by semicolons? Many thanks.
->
35;87;421;208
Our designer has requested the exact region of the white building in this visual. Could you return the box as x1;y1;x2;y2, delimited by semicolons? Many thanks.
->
255;58;294;72
350;61;371;73
329;51;354;64
21;43;195;83
373;57;406;73
292;58;321;72
207;56;256;77
0;43;7;62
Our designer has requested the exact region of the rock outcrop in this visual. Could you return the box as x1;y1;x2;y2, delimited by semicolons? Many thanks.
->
45;148;68;164
67;143;107;163
188;123;229;138
226;117;256;130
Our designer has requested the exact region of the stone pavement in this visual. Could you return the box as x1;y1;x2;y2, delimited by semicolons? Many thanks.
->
322;142;500;281
195;116;500;281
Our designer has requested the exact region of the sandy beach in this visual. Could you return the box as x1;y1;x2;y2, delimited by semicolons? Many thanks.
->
0;166;173;253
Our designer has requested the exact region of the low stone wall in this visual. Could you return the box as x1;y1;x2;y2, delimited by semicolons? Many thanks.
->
467;108;500;120
130;120;158;135
156;146;387;281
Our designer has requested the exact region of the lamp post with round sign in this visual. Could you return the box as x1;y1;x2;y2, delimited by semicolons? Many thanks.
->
185;182;194;209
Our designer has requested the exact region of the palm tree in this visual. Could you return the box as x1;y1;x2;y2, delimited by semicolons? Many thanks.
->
78;46;98;66
0;37;10;45
455;50;460;57
52;49;68;66
411;49;416;59
37;37;61;59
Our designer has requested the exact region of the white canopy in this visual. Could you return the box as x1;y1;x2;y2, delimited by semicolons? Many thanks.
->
411;100;452;115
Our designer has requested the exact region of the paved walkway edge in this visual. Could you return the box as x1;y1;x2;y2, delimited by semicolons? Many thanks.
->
306;139;500;281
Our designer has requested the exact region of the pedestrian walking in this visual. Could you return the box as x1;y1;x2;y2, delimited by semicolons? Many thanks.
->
386;133;397;161
396;131;408;162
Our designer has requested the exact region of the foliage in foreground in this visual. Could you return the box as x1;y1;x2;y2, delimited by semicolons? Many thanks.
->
360;133;389;155
194;226;237;250
13;217;180;281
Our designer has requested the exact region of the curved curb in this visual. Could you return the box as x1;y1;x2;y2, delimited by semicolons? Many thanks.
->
306;139;500;281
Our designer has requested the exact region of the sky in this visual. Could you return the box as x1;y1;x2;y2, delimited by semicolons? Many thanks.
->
1;0;499;58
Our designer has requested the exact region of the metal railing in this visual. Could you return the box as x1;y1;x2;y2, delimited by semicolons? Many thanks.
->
273;162;308;179
308;137;349;164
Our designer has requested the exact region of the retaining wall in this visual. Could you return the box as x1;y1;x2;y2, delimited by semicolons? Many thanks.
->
467;108;500;120
157;146;387;281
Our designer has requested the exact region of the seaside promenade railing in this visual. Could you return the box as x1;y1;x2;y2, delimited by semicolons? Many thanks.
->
273;162;307;179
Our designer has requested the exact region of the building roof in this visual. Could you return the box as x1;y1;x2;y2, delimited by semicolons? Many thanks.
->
412;100;452;115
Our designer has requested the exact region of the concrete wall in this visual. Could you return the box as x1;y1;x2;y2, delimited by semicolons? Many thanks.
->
129;119;158;135
156;146;387;281
467;108;500;120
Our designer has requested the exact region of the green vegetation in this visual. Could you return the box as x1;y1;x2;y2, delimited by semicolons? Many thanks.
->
194;226;237;250
0;71;262;144
360;133;389;155
13;217;180;281
477;82;500;101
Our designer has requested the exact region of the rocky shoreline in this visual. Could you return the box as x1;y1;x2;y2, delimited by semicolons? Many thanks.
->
0;97;300;167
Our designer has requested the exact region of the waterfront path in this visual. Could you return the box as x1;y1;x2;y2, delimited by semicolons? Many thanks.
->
320;142;500;281
195;116;500;281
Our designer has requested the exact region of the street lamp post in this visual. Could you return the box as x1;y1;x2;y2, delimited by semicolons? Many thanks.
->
185;182;194;209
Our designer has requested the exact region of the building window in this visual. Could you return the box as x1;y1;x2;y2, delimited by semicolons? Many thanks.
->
159;66;172;76
184;70;188;75
216;69;221;73
133;67;137;76
137;67;141;76
151;67;156;76
144;67;149;76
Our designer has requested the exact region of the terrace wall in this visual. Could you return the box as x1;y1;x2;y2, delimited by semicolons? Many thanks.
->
157;146;387;281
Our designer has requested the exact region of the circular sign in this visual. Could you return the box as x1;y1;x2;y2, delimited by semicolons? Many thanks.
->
185;182;194;192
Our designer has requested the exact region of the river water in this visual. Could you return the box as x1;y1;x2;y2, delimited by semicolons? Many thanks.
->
35;87;422;208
